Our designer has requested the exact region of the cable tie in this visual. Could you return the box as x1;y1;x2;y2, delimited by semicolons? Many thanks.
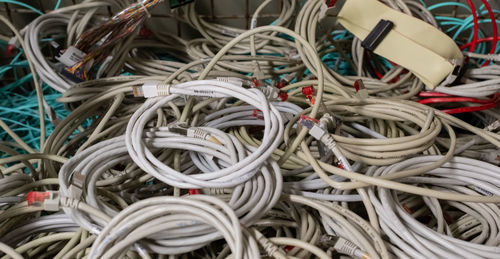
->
300;114;320;123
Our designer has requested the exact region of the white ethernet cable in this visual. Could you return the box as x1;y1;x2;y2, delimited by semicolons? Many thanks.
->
58;133;283;233
126;79;284;188
367;155;500;258
88;195;259;258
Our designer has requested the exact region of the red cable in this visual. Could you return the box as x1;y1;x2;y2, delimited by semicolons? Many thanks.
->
465;0;479;53
460;37;500;50
418;92;452;97
364;51;384;79
370;62;384;79
441;103;498;114
418;97;493;104
478;0;498;66
418;93;500;114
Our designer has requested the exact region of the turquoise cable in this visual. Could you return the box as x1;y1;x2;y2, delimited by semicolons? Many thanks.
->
0;0;43;15
54;0;62;10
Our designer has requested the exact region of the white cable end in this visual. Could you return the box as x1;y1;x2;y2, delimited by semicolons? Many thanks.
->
26;191;60;211
134;82;171;98
217;77;243;87
309;124;326;140
334;237;369;259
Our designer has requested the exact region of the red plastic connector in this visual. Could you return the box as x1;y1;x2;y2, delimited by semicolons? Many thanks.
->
326;0;338;8
252;78;261;87
27;191;50;206
6;44;17;57
278;92;288;101
302;86;316;104
276;80;286;89
252;109;264;120
302;86;314;96
188;189;200;195
354;79;365;92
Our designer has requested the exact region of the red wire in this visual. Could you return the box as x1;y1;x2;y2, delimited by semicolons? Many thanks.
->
460;37;500;50
364;51;384;79
419;93;500;114
418;97;493;104
370;64;384;79
478;0;498;66
465;0;479;53
418;92;453;97
441;103;498;114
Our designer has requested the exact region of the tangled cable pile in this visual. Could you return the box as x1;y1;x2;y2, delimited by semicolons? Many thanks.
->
1;0;500;258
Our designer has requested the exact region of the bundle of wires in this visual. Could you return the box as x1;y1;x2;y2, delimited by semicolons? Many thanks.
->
64;0;163;81
1;0;500;259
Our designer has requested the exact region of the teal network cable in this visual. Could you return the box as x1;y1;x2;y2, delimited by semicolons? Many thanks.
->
0;0;43;15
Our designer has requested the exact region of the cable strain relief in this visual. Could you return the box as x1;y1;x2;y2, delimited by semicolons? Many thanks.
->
202;188;229;195
60;196;80;209
252;228;286;257
187;127;210;140
334;237;362;258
